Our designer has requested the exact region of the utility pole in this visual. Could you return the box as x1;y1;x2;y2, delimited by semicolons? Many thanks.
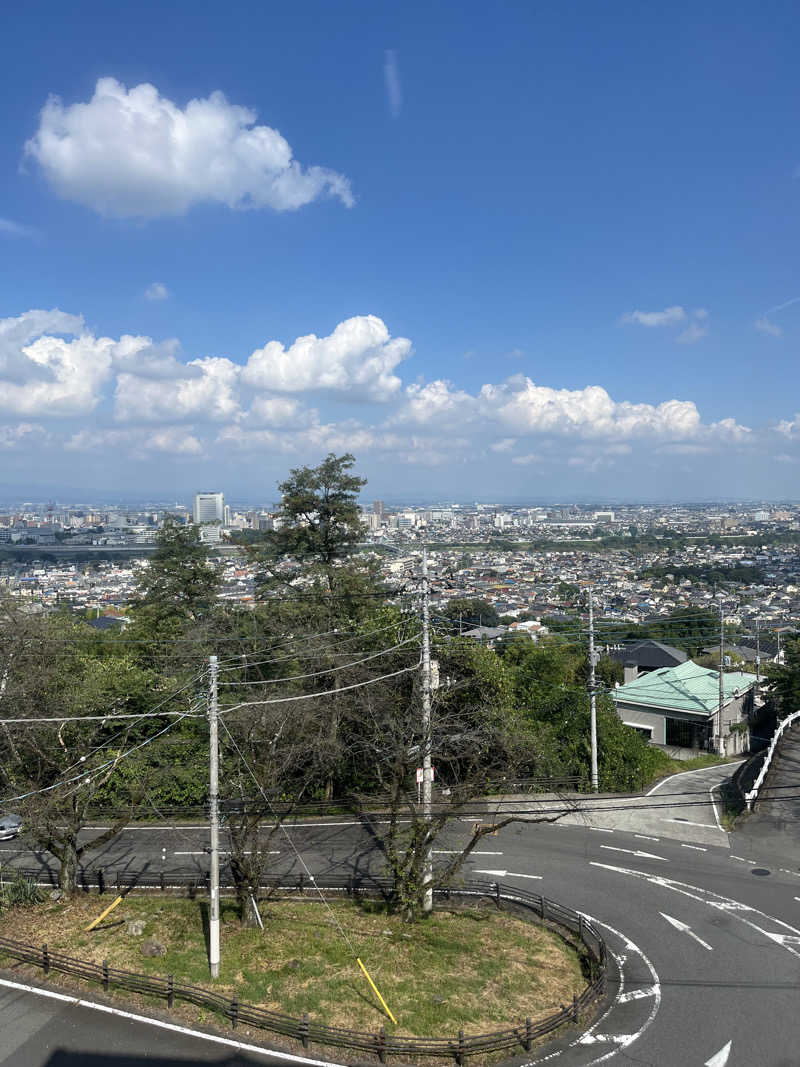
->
717;604;725;757
208;654;221;978
588;587;599;792
421;546;433;913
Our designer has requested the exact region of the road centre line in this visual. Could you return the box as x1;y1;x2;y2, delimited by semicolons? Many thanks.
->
634;835;660;842
681;844;707;852
589;827;614;833
173;850;280;856
435;850;503;855
0;976;344;1066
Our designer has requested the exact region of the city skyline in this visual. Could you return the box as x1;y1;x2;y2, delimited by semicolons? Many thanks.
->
3;4;800;499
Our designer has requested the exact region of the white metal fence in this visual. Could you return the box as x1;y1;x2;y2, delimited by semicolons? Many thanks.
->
745;709;800;810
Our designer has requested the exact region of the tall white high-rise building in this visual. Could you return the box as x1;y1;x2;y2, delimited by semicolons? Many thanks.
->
193;492;225;525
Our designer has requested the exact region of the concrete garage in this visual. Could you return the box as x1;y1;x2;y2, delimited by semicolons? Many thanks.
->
612;659;757;757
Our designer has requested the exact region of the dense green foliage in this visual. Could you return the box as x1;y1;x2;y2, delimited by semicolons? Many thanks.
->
0;453;691;905
641;563;764;586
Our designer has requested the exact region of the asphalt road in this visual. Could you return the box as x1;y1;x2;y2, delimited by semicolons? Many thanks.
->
2;764;800;1067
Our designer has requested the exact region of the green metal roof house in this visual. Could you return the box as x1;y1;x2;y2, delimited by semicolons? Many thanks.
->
612;659;757;757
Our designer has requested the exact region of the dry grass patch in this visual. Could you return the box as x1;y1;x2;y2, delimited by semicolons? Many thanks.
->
0;894;586;1038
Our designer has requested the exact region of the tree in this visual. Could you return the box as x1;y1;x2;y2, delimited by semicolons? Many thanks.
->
765;637;800;721
441;598;500;630
0;606;165;893
127;517;220;668
346;638;572;921
258;453;365;577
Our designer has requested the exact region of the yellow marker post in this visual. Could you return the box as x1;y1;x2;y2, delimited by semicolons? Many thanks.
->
356;957;397;1026
85;895;124;932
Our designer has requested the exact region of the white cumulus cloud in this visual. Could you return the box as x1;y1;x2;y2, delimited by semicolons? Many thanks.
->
0;310;116;416
243;315;411;401
620;306;686;328
25;77;354;218
115;356;241;422
144;282;169;301
66;426;203;457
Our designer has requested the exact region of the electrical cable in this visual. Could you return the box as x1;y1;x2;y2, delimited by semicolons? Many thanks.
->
219;659;422;715
0;701;202;807
218;635;421;687
217;715;361;959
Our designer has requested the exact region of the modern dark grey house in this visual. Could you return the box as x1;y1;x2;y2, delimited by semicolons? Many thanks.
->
609;639;687;683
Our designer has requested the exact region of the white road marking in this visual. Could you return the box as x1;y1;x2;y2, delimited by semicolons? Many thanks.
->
589;827;614;833
659;911;713;951
705;1039;732;1067
646;763;738;796
434;850;503;855
592;861;800;959
600;845;667;862
794;897;800;902
481;870;543;880
708;784;725;833
680;844;707;852
565;914;661;1066
0;976;346;1066
662;818;719;829
578;1034;634;1045
617;986;658;1003
730;855;757;864
634;834;660;842
780;868;800;878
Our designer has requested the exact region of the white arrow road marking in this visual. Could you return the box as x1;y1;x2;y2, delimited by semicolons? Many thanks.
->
705;1039;732;1067
617;986;658;1003
592;861;800;958
659;912;713;950
600;845;668;861
472;868;544;879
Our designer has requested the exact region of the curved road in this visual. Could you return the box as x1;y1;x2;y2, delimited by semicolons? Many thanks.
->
2;765;799;1067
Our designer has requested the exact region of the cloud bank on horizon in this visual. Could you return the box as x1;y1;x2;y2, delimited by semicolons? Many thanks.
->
1;305;785;484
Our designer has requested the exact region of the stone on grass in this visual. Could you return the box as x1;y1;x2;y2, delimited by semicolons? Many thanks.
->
141;939;166;957
49;890;63;902
126;920;146;936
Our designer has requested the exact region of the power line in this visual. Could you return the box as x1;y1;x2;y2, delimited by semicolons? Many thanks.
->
218;636;421;687
0;702;202;807
219;660;422;715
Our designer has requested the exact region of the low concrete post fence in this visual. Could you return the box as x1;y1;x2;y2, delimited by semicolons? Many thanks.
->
0;878;607;1064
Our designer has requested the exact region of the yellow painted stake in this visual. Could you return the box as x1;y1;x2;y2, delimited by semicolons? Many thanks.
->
85;895;124;931
356;957;398;1026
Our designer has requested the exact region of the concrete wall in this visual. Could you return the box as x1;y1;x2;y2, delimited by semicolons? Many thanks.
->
615;701;666;745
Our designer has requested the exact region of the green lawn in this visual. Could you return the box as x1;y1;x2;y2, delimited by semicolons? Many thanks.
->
1;894;586;1039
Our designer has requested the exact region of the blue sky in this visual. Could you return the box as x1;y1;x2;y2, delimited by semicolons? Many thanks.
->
1;1;799;503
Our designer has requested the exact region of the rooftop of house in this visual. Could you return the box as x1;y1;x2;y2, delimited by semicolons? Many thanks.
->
612;659;757;717
609;638;688;669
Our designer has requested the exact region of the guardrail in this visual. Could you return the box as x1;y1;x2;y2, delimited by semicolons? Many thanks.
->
745;709;800;810
0;879;606;1064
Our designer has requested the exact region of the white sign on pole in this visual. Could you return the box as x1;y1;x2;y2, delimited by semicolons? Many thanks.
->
416;768;424;784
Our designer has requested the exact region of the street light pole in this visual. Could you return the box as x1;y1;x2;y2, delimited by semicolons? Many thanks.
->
588;587;599;792
421;545;433;913
208;654;221;978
